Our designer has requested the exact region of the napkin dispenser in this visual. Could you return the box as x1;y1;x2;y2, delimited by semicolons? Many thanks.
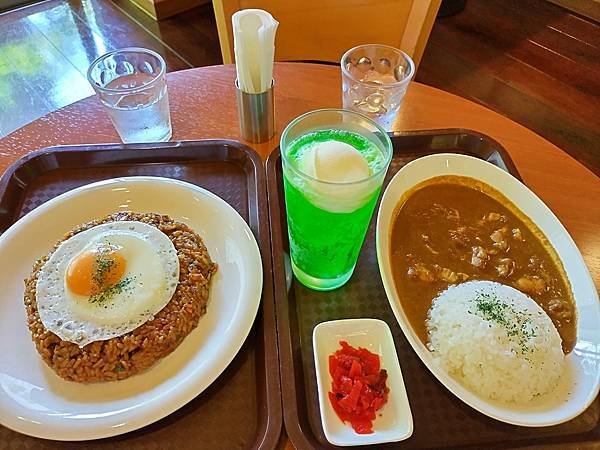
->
233;9;278;143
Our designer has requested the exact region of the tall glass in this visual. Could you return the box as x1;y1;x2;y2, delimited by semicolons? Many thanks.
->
281;109;392;291
87;47;172;143
341;44;415;130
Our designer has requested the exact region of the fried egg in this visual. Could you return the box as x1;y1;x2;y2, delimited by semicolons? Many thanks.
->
36;221;180;347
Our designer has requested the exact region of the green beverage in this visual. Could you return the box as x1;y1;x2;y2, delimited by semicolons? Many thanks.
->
281;109;392;291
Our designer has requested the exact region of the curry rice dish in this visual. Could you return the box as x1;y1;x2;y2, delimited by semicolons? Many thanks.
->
24;212;217;382
390;175;576;354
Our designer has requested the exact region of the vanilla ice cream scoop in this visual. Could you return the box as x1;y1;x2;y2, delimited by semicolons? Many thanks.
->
300;140;371;183
293;139;381;213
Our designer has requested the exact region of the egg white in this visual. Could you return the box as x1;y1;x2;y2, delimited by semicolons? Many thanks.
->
36;221;180;347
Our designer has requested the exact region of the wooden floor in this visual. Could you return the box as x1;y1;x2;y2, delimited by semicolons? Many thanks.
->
419;0;600;175
0;0;598;174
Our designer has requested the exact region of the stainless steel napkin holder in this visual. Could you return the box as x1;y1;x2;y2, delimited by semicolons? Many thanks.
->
235;79;275;143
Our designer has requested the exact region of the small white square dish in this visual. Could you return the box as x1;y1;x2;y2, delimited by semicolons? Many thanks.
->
313;318;413;446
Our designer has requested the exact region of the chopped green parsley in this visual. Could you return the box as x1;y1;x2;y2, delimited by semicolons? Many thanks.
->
469;291;538;357
89;276;136;304
92;255;116;290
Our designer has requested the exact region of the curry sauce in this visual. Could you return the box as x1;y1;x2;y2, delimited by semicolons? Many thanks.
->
390;176;576;353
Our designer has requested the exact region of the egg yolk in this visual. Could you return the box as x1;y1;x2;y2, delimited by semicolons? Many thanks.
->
66;246;126;296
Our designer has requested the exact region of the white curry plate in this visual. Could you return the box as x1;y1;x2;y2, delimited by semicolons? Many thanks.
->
0;176;263;440
376;153;600;427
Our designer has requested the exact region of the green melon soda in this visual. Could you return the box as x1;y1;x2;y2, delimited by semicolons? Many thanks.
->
281;110;392;291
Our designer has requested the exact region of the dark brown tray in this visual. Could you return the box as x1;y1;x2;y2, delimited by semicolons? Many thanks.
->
0;140;281;450
267;129;600;449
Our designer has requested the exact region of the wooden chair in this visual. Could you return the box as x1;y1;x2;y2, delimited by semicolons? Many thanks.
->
212;0;441;69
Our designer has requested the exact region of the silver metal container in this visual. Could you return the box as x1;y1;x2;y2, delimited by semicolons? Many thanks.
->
235;80;275;143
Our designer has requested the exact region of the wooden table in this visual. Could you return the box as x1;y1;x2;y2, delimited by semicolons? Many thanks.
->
1;63;597;288
0;63;598;449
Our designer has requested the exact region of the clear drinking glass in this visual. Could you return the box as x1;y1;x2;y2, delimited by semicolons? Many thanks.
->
87;47;172;143
281;109;393;291
341;44;415;130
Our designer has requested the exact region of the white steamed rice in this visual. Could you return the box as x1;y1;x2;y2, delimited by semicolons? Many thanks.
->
426;280;564;403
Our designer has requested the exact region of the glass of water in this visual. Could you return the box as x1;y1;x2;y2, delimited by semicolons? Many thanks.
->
341;44;415;130
87;47;172;143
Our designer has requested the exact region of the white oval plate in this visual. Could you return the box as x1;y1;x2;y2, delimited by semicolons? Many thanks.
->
313;319;413;446
376;153;600;427
0;176;263;440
